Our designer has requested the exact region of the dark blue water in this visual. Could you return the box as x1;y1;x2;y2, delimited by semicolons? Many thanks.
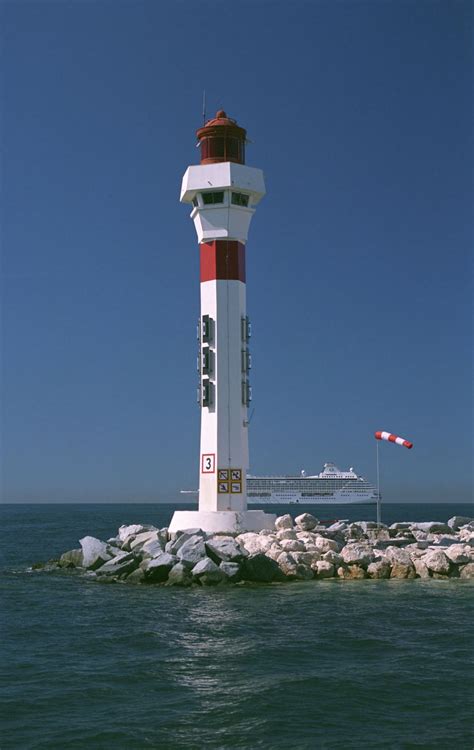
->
1;503;473;749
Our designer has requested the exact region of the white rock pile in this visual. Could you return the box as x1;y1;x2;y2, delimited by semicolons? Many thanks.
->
48;513;474;585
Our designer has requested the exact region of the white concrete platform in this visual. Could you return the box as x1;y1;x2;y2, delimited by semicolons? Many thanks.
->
168;510;276;536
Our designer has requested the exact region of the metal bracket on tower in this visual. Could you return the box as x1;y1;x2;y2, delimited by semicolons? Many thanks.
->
241;315;251;342
198;315;215;408
202;314;214;344
242;380;252;407
202;378;214;408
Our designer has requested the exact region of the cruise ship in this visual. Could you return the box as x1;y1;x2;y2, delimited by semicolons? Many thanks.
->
181;463;378;505
247;463;378;505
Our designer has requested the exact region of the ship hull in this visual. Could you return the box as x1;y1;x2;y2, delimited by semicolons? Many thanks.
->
180;493;377;505
248;495;377;505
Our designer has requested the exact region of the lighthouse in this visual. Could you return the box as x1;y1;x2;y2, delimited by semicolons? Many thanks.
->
169;110;276;534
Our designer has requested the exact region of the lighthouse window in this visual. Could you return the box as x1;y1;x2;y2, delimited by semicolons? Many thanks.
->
207;137;225;158
192;196;199;207
201;136;245;163
202;191;224;205
231;192;249;207
226;138;242;161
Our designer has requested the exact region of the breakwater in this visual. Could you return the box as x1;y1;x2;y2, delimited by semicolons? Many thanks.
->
40;512;474;584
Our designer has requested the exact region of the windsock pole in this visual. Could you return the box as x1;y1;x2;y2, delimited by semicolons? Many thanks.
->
376;440;381;527
374;430;414;527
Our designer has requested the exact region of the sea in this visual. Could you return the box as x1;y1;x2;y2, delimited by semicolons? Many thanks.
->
1;502;473;750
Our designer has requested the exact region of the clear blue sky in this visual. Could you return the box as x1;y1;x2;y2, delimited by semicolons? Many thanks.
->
1;1;472;502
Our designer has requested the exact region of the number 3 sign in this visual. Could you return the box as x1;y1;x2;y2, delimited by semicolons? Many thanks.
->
201;454;215;474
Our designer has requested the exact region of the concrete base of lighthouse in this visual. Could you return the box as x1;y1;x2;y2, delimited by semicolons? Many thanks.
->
168;510;276;536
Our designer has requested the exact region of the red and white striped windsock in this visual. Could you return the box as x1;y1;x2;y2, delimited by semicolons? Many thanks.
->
375;431;413;449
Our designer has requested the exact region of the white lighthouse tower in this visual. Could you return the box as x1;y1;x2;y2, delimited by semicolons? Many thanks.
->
169;110;275;534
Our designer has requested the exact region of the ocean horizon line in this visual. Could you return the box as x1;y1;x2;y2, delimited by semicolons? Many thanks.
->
1;500;471;506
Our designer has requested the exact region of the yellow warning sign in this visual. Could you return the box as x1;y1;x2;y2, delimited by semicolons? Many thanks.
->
218;469;230;480
218;481;229;494
231;481;242;494
230;469;242;481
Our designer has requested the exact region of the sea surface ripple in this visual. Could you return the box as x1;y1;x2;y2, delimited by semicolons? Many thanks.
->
1;503;473;750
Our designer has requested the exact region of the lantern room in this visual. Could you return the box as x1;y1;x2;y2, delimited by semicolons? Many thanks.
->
196;110;247;165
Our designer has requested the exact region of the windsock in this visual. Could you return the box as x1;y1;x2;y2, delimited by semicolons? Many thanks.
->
375;431;413;449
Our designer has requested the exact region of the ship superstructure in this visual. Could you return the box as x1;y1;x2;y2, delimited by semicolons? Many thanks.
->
246;463;378;505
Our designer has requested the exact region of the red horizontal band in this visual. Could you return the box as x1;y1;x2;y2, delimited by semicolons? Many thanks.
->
200;241;246;282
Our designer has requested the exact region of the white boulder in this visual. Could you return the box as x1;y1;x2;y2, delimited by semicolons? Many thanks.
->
444;545;471;565
59;549;83;568
404;543;428;557
79;536;111;570
277;529;298;540
326;521;348;534
205;536;247;563
384;546;412;564
294;513;319;531
322;550;343;566
413;559;431;578
236;532;273;555
118;524;149;542
141;553;176;582
265;543;284;562
141;540;164;559
389;522;412;530
313;560;335;579
459;562;474;579
166;562;193;586
276;551;312;579
338;565;367;579
313;535;341;553
292;551;320;567
191;557;224;584
295;533;316;546
167;530;205;556
367;559;391;579
125;567;146;583
275;514;293;530
176;536;207;568
219;561;241;581
384;546;416;578
431;534;463;547
413;522;452;534
130;531;160;551
280;539;306;553
447;516;473;531
421;549;451;575
341;543;375;567
345;523;366;540
96;553;139;578
366;528;391;544
276;551;299;577
106;544;123;557
459;529;474;543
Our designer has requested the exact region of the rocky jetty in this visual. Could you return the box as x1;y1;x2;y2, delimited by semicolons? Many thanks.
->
47;513;474;586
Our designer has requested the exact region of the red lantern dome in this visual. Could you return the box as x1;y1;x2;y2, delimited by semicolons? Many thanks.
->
196;110;247;165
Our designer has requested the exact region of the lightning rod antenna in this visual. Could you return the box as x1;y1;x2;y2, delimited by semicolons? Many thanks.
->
202;90;206;125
